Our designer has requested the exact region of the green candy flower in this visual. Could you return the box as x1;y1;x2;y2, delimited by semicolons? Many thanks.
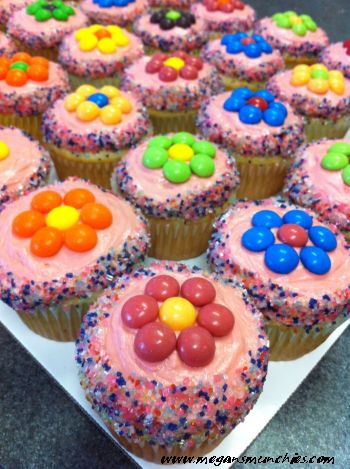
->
27;0;75;22
321;142;350;186
272;11;317;36
142;132;217;184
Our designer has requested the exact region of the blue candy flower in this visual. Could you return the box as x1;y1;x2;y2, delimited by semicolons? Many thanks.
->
223;87;288;126
241;209;337;275
221;32;273;58
93;0;135;7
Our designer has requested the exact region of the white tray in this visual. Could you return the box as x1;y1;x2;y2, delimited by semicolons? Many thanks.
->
1;253;349;468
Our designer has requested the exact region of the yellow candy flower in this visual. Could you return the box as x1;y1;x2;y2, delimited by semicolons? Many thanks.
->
74;24;130;54
290;64;345;95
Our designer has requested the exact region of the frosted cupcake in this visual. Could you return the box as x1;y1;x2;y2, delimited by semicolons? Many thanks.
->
197;88;305;200
284;139;350;241
0;126;51;209
202;32;284;91
0;178;149;341
112;132;238;259
76;262;268;460
121;51;224;133
8;1;88;61
80;0;147;30
0;0;31;27
191;0;256;39
267;64;350;142
208;198;350;360
0;33;17;56
133;9;208;54
254;11;329;68
42;84;151;188
320;39;350;79
149;0;193;9
0;52;70;141
59;24;144;89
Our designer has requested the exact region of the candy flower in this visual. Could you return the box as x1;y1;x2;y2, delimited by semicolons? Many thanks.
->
343;38;350;56
142;133;217;184
241;209;337;275
0;141;10;161
291;64;345;95
321;142;350;186
0;52;49;87
145;51;203;82
221;32;273;58
150;9;195;31
75;24;130;54
27;0;75;22
224;87;288;126
64;85;132;125
203;0;244;13
93;0;136;7
122;275;235;366
272;11;317;36
12;188;113;257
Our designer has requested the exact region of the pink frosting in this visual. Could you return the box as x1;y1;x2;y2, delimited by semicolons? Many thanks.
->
323;42;350;62
101;269;260;389
0;127;45;192
0;179;142;281
221;203;350;297
302;139;350;206
135;12;205;40
192;2;255;24
0;33;17;55
80;0;146;18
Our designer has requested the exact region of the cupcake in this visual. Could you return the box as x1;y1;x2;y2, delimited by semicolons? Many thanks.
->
80;0;147;30
121;51;224;133
59;24;144;89
0;52;70;141
284;139;350;241
76;262;268;460
320;39;350;79
0;0;30;28
7;1;88;61
42;84;151;189
191;0;256;40
0;126;51;209
197;87;305;200
266;64;350;142
254;11;329;68
133;9;208;54
202;32;284;91
0;178;149;341
0;32;17;56
112;132;238;260
208;198;350;361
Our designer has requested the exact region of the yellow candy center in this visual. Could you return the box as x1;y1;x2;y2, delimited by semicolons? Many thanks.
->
0;141;10;161
159;297;197;331
168;144;194;162
164;57;185;71
46;206;79;231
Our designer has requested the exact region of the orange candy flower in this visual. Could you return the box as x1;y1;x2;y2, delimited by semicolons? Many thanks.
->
0;52;49;87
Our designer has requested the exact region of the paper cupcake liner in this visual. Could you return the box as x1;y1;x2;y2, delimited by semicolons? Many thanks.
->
304;115;350;142
222;75;266;92
47;144;127;189
17;295;98;342
267;313;348;361
68;74;122;91
283;53;318;69
149;109;197;134
14;40;58;61
0;113;42;141
235;155;291;200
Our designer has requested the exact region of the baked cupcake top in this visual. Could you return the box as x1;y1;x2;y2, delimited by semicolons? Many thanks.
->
197;87;305;157
114;132;239;219
59;24;144;78
42;84;150;153
0;178;149;310
254;11;329;56
0;0;30;25
0;52;70;116
80;0;147;27
0;126;50;206
121;51;224;111
285;139;350;232
76;262;268;447
208;198;350;326
320;39;350;79
202;32;284;82
0;32;17;56
133;9;208;52
267;64;350;119
8;1;88;49
191;0;256;33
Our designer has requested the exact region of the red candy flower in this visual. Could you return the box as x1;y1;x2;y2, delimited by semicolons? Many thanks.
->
204;0;244;13
145;52;204;82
